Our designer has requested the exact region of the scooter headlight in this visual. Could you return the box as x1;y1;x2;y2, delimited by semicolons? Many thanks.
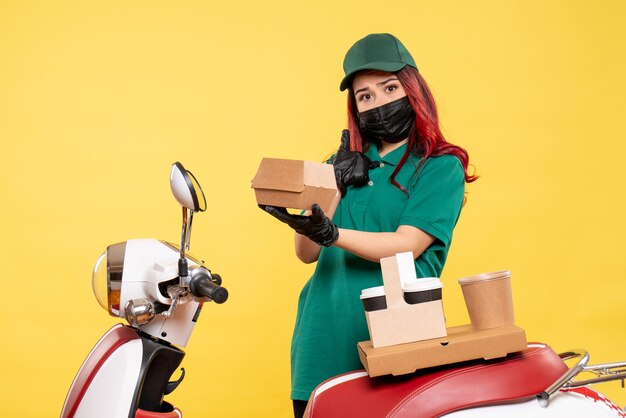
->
92;251;108;311
91;242;126;317
124;299;156;326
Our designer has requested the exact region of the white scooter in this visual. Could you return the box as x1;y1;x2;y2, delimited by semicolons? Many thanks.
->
61;162;228;418
62;162;626;418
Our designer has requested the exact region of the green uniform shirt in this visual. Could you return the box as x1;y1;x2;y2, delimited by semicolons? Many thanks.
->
290;143;465;401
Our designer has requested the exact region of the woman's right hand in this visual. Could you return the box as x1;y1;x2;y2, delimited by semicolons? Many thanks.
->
332;130;377;196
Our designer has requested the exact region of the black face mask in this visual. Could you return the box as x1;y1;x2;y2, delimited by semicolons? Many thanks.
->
358;96;415;144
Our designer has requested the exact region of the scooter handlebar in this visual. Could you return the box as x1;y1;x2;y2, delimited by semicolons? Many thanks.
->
189;271;228;304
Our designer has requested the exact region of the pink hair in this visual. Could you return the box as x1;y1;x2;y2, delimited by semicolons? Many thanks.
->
346;66;478;194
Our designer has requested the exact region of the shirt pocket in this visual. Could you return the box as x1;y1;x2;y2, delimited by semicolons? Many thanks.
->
367;187;408;231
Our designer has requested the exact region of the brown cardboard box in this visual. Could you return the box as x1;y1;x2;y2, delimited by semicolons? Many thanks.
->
252;158;338;213
364;253;447;348
358;324;527;377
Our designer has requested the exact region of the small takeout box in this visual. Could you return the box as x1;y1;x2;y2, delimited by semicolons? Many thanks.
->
251;158;338;213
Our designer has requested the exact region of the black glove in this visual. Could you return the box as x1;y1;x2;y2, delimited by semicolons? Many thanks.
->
333;130;377;196
261;204;339;247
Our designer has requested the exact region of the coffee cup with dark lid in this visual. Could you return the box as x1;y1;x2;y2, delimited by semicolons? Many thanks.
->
360;286;387;312
403;277;442;304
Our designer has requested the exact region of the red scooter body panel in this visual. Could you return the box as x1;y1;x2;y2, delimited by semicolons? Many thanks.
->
62;325;141;418
135;405;182;417
307;343;568;418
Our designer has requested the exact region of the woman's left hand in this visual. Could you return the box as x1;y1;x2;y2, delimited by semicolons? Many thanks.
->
261;204;339;247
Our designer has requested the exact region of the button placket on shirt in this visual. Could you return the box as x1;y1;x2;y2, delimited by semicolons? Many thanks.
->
363;160;392;203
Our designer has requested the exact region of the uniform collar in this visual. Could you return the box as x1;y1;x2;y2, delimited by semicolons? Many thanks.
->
365;142;409;166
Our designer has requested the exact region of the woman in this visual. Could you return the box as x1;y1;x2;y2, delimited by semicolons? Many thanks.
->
262;33;477;418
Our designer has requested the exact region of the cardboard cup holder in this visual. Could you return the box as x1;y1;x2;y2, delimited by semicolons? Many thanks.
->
362;252;447;348
358;262;527;377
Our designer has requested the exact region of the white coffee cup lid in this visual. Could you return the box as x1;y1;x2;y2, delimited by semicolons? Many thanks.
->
403;277;442;292
458;270;511;285
360;285;385;299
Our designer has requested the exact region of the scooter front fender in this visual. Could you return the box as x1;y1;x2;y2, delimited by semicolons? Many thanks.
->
62;324;185;418
62;324;143;418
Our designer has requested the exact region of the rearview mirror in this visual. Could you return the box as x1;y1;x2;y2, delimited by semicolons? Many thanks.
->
170;162;206;212
170;162;206;278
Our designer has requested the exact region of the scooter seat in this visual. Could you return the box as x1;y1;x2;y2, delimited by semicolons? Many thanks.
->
306;343;567;418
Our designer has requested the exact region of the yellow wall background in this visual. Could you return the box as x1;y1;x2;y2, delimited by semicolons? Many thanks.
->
1;1;625;416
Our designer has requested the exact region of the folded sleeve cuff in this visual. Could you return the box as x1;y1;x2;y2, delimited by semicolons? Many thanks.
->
399;216;451;247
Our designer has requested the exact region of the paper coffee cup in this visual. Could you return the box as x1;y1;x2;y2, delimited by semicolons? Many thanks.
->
360;286;387;312
403;277;442;304
458;270;514;330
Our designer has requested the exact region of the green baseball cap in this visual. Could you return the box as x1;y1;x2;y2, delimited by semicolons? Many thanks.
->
340;33;418;91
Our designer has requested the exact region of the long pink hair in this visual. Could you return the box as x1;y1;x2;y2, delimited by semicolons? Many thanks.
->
346;66;478;193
